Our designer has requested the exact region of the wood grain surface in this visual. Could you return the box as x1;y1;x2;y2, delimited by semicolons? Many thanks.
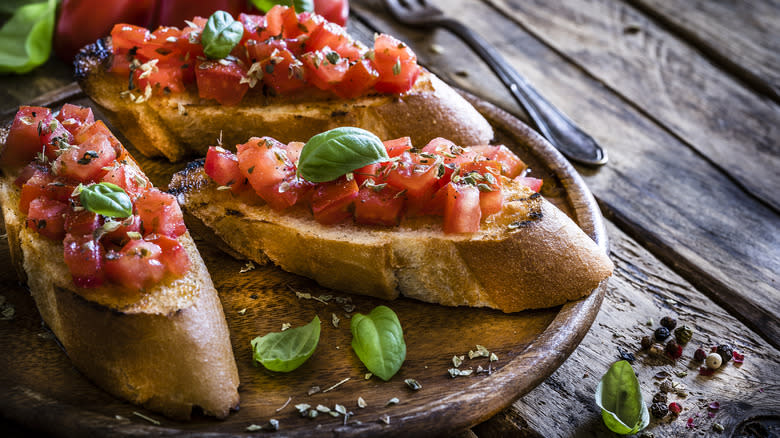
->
628;0;780;101
0;94;608;436
351;0;780;349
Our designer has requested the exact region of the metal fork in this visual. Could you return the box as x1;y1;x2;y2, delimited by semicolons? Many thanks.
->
383;0;608;166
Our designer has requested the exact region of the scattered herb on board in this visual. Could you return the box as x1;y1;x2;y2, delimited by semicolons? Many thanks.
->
251;315;321;372
595;360;650;435
350;305;406;381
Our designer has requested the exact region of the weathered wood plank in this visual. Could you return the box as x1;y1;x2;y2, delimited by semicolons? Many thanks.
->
351;0;780;348
628;0;780;102
485;0;780;213
482;221;780;437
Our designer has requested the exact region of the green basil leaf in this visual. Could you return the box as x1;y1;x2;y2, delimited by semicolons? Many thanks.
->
79;182;133;218
249;0;314;13
0;0;57;74
251;315;321;372
595;360;650;435
201;10;244;60
350;306;406;381
297;127;389;182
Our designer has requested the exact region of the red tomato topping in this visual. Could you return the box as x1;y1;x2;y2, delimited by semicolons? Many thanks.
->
104;239;166;291
6;104;192;290
204;146;248;193
195;59;250;106
443;183;481;234
312;178;359;225
0;106;51;171
27;197;69;241
354;185;405;226
372;33;421;94
135;189;187;238
237;137;294;195
63;234;105;288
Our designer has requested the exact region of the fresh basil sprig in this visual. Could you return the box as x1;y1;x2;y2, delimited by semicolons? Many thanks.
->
0;0;57;74
297;127;389;182
78;182;133;218
250;0;314;13
350;306;406;381
251;315;321;372
201;10;244;60
595;360;650;435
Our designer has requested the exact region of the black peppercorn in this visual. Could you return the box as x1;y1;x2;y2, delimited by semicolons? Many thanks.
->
654;327;670;342
694;348;707;361
641;336;653;350
653;392;668;404
716;344;733;364
651;402;668;418
660;316;677;330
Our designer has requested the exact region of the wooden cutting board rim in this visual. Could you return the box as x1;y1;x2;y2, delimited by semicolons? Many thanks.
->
0;87;609;437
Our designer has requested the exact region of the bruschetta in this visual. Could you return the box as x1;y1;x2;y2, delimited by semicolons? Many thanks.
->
169;131;614;312
0;104;239;419
74;6;494;162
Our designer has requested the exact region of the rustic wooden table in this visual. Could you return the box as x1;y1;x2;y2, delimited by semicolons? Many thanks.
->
1;0;778;437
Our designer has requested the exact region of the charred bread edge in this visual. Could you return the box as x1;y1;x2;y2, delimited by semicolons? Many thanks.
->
75;37;495;161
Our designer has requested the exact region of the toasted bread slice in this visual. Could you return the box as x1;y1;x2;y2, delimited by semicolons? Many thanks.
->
75;37;494;162
170;160;613;312
0;140;239;420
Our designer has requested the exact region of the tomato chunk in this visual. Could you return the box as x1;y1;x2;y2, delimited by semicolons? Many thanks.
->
19;169;76;214
0;106;50;171
515;176;543;193
64;209;102;236
56;104;95;136
372;33;420;93
64;234;105;288
332;60;379;99
145;234;190;276
104;239;165;291
54;132;116;182
205;146;248;193
443;183;481;234
135;189;186;238
311;178;358;225
468;145;526;178
195;59;249;106
103;214;143;246
300;50;349;90
237;137;293;195
101;163;150;201
354;185;405;226
39;117;74;161
27;197;68;240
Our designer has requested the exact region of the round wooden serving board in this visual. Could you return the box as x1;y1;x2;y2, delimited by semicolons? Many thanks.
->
0;92;608;437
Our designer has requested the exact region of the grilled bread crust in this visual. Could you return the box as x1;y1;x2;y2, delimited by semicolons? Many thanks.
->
75;37;495;162
170;161;614;313
0;159;240;420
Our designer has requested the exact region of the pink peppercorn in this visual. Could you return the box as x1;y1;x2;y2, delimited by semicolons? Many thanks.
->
668;402;682;415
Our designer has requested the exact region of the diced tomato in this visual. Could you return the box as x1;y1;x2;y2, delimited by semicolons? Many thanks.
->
469;144;526;178
332;59;379;99
353;162;383;186
421;183;447;216
39;117;74;160
385;151;440;201
336;39;368;62
300;50;349;90
74;121;125;162
383;137;413;157
278;6;304;38
237;137;293;194
101;163;150;201
103;214;142;246
104;239;165;291
136;26;183;65
239;12;266;43
195;59;249;106
56;104;95;136
246;41;307;94
314;0;349;27
19;170;76;214
13;162;46;187
63;234;105;288
204;146;248;193
306;21;349;53
26;197;68;240
258;5;286;41
0;106;50;171
311;178;358;225
372;33;420;93
134;62;185;95
296;12;324;37
354;185;405;226
110;23;150;73
134;189;186;238
64;210;102;236
515;176;543;193
443;183;481;234
145;234;190;276
283;141;305;166
54;132;116;182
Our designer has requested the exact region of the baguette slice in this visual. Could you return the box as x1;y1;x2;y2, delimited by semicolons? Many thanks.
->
0;132;239;420
75;37;494;162
170;160;613;312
